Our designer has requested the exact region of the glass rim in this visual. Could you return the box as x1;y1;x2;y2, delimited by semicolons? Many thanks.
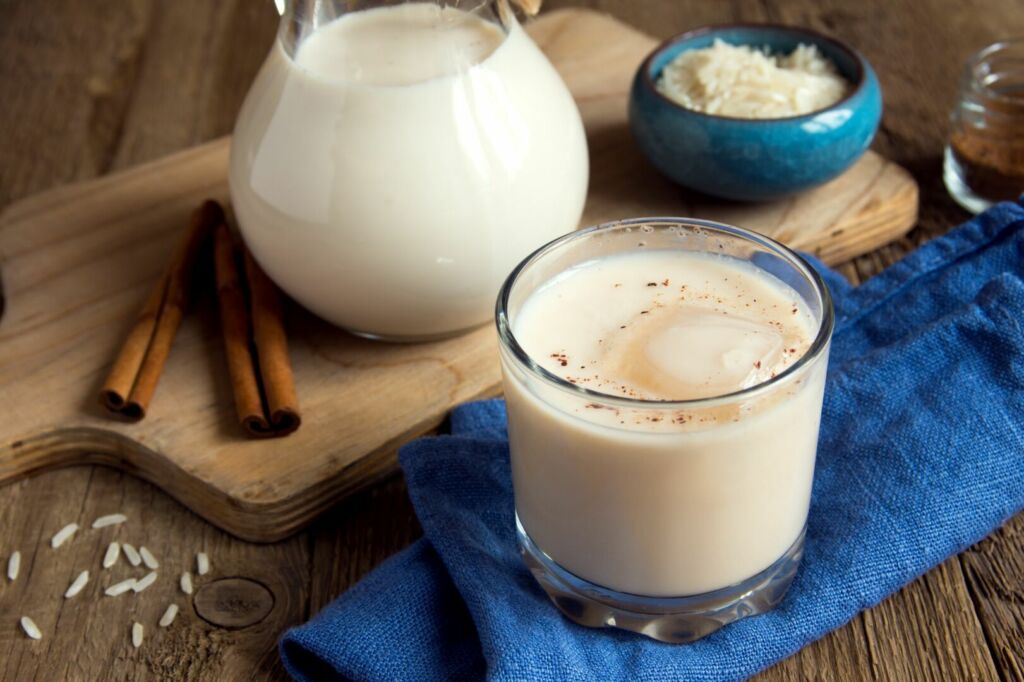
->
494;217;835;410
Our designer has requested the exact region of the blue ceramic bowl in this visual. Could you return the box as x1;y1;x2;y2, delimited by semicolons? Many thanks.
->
629;25;882;202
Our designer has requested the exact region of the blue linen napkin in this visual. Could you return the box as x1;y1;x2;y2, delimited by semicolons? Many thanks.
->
281;200;1024;681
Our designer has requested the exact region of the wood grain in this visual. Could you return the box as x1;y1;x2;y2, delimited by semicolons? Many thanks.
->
0;10;917;543
0;0;1020;679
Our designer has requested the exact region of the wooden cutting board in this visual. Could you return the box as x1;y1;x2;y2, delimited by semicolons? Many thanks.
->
0;9;918;542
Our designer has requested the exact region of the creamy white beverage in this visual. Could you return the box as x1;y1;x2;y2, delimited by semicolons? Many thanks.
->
230;3;588;338
504;248;828;597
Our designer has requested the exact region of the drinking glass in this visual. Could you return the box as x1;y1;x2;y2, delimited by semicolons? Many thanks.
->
496;218;834;643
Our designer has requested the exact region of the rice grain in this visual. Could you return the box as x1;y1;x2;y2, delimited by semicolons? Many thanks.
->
105;578;137;597
91;513;128;529
103;542;120;569
139;546;159;569
20;616;42;640
180;571;193;595
132;622;143;648
196;552;210;576
159;603;179;628
7;551;20;581
122;543;142;567
64;570;90;598
51;523;79;549
133;571;158;593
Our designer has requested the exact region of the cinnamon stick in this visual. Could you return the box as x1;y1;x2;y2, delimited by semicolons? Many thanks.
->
213;222;264;430
99;271;169;413
244;250;301;435
99;200;222;420
213;224;301;438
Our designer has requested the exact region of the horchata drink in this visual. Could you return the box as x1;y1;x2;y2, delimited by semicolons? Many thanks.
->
496;218;833;643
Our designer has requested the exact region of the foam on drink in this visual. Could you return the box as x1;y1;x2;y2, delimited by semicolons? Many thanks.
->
516;250;815;407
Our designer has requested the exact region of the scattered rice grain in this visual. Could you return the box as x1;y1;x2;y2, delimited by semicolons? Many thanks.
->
50;523;79;549
103;542;120;569
20;616;41;640
180;571;193;595
196;552;210;576
7;551;20;581
122;543;142;567
91;513;128;529
159;603;179;628
133;571;158;593
132;622;143;648
105;578;137;596
64;570;90;598
139;546;159;569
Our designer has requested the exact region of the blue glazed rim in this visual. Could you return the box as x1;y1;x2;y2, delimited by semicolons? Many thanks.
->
639;23;870;123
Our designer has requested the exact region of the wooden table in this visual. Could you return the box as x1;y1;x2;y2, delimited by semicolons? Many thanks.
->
0;1;1020;679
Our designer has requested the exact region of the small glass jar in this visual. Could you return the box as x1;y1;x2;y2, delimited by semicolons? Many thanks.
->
944;39;1024;214
496;218;834;643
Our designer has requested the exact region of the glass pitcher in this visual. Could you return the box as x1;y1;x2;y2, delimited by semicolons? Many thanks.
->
229;0;589;341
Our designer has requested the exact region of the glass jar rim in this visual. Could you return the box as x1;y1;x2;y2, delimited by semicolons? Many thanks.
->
965;38;1024;108
494;217;836;410
276;0;515;66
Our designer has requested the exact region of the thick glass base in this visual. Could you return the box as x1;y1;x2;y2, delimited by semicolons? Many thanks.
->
943;145;993;215
517;516;805;644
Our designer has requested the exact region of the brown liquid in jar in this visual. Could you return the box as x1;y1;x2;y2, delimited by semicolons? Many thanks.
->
949;91;1024;203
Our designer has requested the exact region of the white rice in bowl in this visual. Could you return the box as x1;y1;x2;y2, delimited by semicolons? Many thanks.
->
656;38;849;118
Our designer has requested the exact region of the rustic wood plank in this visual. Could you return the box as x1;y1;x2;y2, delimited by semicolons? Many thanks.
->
753;620;875;682
0;0;152;204
0;466;310;680
109;0;277;170
0;0;1022;680
960;515;1024;681
860;559;999;681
